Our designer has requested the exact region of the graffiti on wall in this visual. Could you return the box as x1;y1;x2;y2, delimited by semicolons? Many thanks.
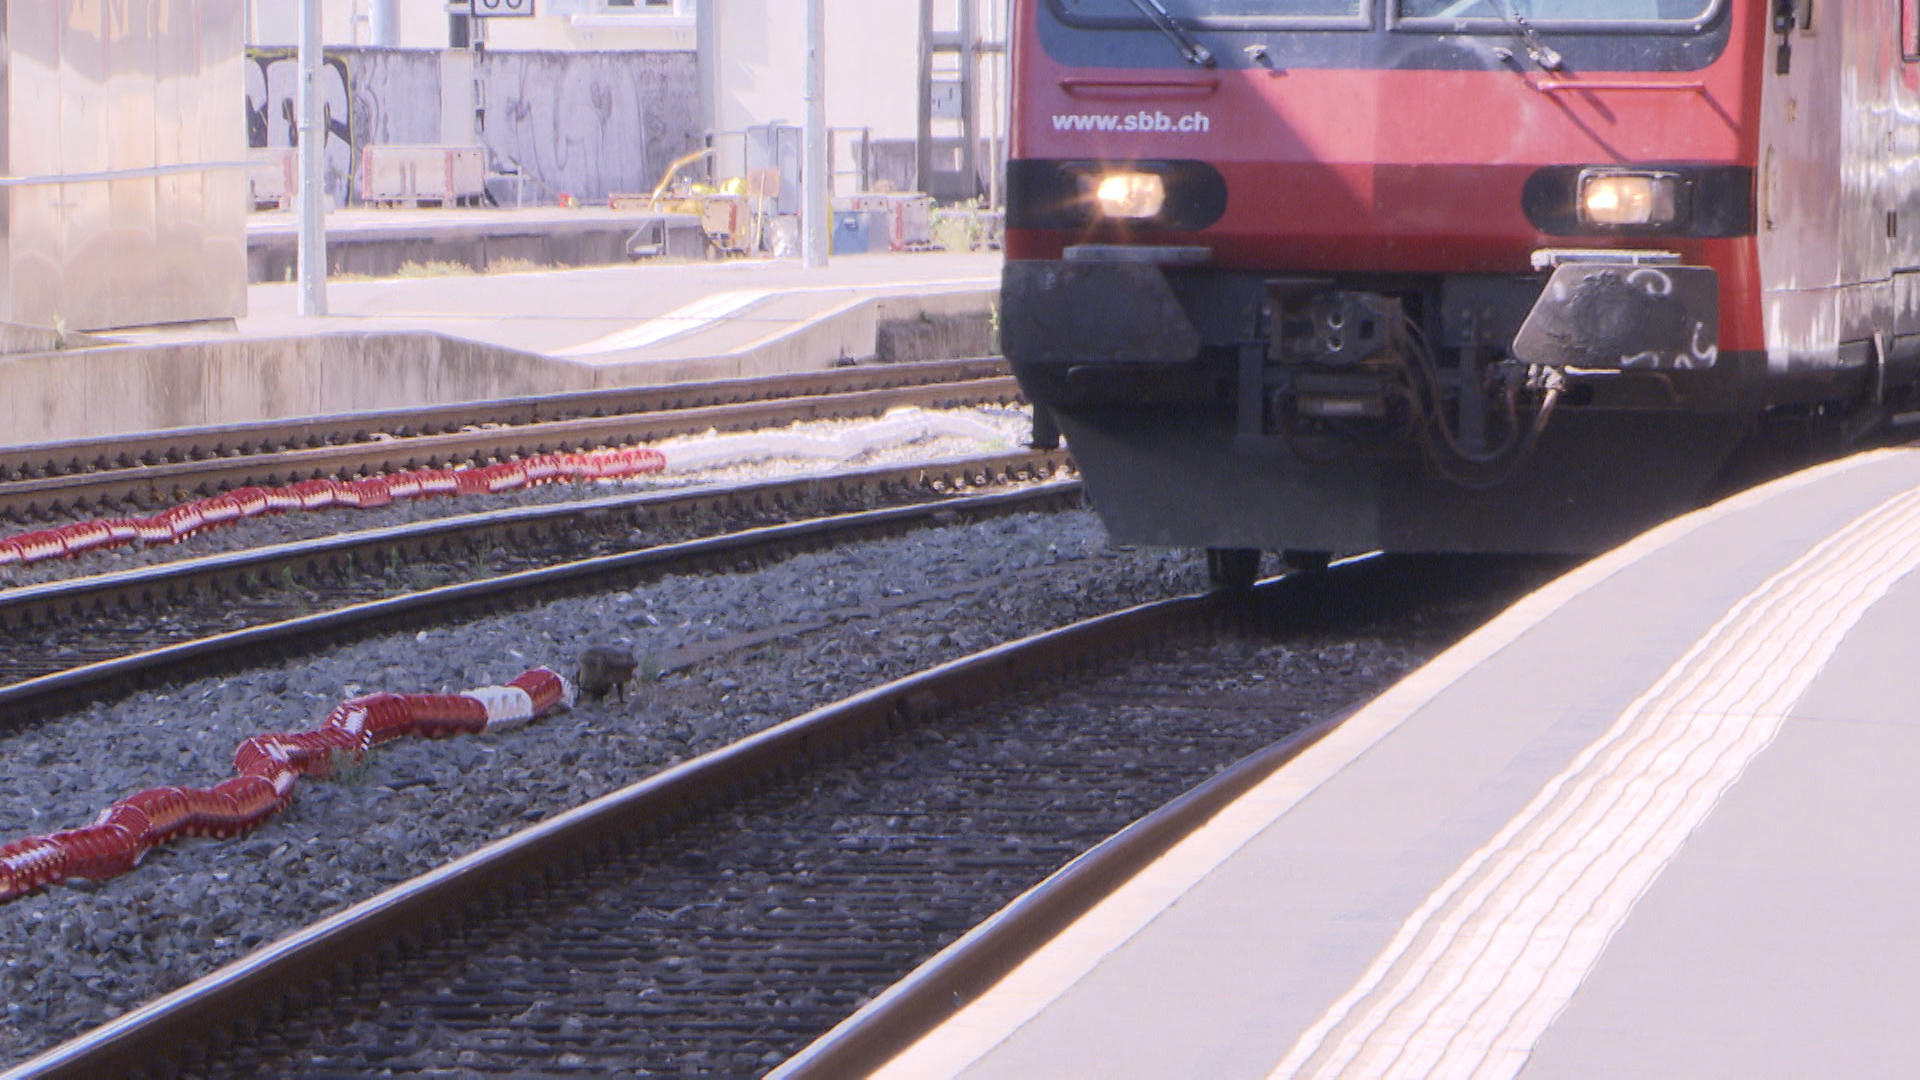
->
481;52;700;205
349;52;444;154
237;48;699;209
246;50;354;206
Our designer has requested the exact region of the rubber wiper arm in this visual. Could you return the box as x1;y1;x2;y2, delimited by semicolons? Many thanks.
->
1491;0;1562;72
1125;0;1215;68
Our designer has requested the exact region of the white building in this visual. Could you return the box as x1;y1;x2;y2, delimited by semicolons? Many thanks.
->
244;0;697;53
244;1;1002;201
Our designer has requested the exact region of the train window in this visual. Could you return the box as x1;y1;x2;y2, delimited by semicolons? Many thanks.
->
1398;0;1714;19
1050;0;1364;19
1052;0;1724;26
1906;0;1920;62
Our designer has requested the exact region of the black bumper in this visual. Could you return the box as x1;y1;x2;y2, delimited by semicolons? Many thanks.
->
1001;260;1202;368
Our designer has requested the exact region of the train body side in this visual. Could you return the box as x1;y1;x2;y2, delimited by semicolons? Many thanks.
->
1758;1;1920;392
1002;1;1920;559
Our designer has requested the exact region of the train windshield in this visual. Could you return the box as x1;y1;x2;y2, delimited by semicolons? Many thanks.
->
1398;0;1714;20
1049;0;1718;24
1051;0;1366;20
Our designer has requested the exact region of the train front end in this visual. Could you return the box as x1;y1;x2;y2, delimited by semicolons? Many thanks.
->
1002;0;1758;567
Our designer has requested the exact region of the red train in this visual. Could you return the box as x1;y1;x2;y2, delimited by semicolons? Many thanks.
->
1003;0;1920;585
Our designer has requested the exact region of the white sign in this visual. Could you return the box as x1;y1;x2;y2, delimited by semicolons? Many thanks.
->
472;0;535;16
931;80;964;121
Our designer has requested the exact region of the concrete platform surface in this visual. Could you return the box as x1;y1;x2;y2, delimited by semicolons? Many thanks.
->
1;232;1000;447
818;448;1920;1080
221;249;1001;361
246;205;719;282
245;204;662;239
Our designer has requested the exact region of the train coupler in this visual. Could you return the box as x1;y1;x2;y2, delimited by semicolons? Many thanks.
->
1269;287;1406;369
1512;251;1719;373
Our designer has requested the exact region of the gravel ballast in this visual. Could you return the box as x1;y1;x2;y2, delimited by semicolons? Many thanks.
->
0;508;1216;1068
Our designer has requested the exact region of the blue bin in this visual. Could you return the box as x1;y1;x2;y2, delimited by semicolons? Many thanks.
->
832;211;870;255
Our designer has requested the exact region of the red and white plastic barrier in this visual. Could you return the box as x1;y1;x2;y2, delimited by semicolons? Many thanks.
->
0;667;575;904
0;446;667;569
1;409;1017;572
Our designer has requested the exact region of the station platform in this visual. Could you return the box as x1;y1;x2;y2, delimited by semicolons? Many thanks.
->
245;205;678;283
794;447;1920;1079
0;206;999;447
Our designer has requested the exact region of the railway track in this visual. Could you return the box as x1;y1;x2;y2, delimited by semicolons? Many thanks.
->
0;357;1016;520
0;450;1076;726
9;554;1560;1078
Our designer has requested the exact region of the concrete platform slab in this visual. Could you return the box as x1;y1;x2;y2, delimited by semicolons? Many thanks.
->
817;449;1920;1080
246;206;681;282
0;243;1001;448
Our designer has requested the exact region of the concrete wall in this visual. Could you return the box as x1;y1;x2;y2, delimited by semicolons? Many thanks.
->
243;47;700;207
0;334;581;447
350;49;446;150
240;3;1000;204
479;50;702;204
246;48;361;208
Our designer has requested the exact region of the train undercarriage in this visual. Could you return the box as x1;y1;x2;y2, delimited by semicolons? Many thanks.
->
1006;256;1804;586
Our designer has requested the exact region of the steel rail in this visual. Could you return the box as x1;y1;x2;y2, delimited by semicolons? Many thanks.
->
0;357;1008;483
7;562;1305;1080
0;469;1082;727
0;375;1023;518
772;582;1374;1077
0;449;1071;634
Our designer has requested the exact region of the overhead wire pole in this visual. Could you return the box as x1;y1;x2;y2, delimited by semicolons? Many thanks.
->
986;0;1003;212
297;0;328;315
803;0;829;268
371;0;401;47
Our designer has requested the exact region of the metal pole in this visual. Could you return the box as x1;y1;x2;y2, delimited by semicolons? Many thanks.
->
297;0;328;315
803;0;829;268
695;0;717;138
916;0;932;195
958;0;977;200
987;0;1002;211
371;0;401;47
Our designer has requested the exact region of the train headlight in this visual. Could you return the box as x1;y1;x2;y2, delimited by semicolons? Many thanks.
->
1012;161;1226;232
1090;172;1167;220
1522;165;1748;238
1578;170;1683;228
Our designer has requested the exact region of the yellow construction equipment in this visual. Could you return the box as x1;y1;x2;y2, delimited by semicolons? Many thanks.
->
611;147;760;257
